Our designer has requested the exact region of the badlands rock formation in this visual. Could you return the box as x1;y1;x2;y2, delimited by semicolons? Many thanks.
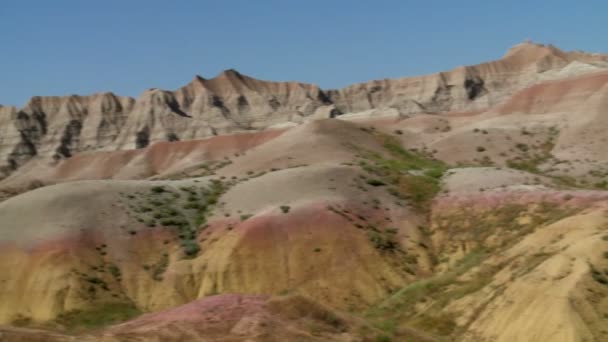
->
1;42;606;179
0;70;330;176
329;42;608;114
1;42;608;341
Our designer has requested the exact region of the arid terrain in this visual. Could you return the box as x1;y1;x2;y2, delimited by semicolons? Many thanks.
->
1;42;608;341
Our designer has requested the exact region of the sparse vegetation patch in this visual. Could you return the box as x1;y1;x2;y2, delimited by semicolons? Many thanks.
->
120;179;229;258
53;302;141;331
350;133;448;211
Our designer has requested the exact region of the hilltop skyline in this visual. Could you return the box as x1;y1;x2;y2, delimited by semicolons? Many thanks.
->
1;0;607;106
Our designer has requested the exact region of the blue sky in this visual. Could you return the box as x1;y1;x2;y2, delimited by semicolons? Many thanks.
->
1;0;607;106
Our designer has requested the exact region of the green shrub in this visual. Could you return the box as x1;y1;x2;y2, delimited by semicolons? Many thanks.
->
591;265;608;285
108;264;121;279
166;208;180;216
515;143;529;152
150;185;166;193
280;205;291;214
424;168;444;179
183;202;202;210
148;199;165;207
159;218;186;227
384;228;398;234
368;231;397;251
375;333;392;342
181;240;200;258
151;254;169;281
366;179;386;186
595;181;608;189
506;159;540;173
85;277;106;286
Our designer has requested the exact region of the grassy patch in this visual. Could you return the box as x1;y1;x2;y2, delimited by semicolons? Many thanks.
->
53;302;141;331
432;202;580;249
365;248;490;339
352;134;448;211
506;158;543;173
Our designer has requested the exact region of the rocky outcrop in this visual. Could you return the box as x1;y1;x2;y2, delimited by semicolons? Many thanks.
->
1;93;135;172
111;70;331;151
327;42;608;114
0;42;606;176
0;71;330;173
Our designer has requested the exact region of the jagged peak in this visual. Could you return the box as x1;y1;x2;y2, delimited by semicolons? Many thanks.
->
197;69;253;95
94;92;135;104
176;69;323;98
180;75;208;93
193;74;206;82
22;95;47;110
183;70;246;85
138;88;181;105
211;69;249;86
217;68;244;79
503;40;567;60
190;75;207;85
96;91;117;98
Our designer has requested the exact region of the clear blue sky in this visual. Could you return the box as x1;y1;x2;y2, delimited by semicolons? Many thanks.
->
1;0;607;107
